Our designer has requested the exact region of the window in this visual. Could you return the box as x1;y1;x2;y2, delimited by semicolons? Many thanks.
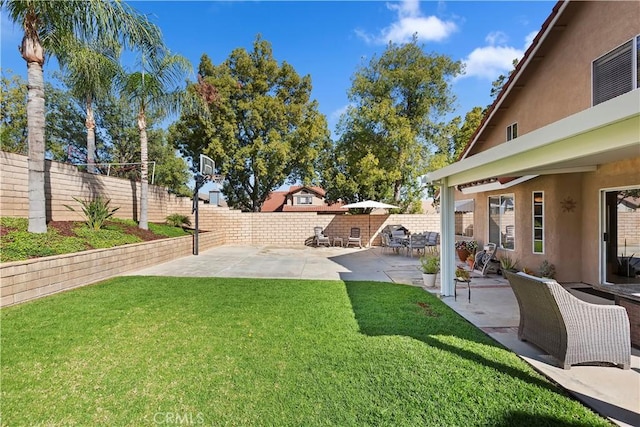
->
296;195;312;205
532;192;544;253
506;123;518;141
489;194;515;250
593;35;640;106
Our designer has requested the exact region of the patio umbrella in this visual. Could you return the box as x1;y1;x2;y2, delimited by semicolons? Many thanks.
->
341;200;399;246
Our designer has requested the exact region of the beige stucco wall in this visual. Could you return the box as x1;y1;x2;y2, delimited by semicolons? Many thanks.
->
472;174;582;282
470;156;639;284
469;1;640;154
581;157;640;285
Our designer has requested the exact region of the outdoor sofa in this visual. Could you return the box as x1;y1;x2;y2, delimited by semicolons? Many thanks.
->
504;271;631;370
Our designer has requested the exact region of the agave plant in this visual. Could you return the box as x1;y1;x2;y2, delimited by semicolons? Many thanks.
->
64;197;119;230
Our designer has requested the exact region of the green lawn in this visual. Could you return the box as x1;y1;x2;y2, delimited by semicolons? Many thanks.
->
1;278;609;426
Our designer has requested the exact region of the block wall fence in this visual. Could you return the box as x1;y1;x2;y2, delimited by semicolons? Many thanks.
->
0;151;442;306
1;151;442;246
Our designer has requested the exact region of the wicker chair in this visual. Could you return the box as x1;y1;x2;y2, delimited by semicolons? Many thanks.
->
504;271;631;370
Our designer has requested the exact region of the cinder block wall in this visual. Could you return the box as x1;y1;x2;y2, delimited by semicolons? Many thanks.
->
0;151;194;223
0;230;221;307
197;210;440;247
0;151;443;307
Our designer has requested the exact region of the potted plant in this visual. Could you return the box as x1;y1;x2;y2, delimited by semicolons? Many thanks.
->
420;252;440;287
455;267;470;281
455;240;478;262
466;254;475;269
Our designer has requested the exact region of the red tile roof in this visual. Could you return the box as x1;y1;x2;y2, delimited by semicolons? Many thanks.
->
261;186;344;213
261;191;287;212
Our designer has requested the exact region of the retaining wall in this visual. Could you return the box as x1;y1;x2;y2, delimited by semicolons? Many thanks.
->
0;231;221;307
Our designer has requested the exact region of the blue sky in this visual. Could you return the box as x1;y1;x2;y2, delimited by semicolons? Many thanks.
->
1;0;554;137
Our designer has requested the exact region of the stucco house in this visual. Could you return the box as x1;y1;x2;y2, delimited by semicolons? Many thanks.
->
426;0;639;307
261;186;345;213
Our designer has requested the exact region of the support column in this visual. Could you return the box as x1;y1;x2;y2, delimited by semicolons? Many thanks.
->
440;179;456;297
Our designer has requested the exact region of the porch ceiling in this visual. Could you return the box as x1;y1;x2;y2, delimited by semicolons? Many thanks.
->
426;91;640;187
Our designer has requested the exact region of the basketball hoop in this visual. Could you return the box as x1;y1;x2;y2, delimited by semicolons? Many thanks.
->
207;174;225;185
199;154;215;176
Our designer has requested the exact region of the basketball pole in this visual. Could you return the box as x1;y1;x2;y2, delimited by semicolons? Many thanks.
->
192;173;210;255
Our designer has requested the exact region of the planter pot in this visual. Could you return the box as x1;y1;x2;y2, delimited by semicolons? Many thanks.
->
456;248;470;262
467;259;475;269
422;273;437;288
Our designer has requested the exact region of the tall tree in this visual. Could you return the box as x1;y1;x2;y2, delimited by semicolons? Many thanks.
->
1;0;162;233
171;39;331;212
58;36;121;173
490;58;519;100
120;50;192;229
1;69;93;163
0;70;27;154
322;36;462;209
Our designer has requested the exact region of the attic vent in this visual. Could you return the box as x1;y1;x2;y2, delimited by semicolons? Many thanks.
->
592;36;638;106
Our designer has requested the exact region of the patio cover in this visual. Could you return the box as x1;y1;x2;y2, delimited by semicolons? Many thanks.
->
425;91;640;297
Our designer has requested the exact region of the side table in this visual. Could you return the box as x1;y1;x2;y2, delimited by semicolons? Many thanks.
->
333;237;344;247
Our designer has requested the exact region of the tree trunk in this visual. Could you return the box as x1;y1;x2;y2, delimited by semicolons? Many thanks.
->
85;95;96;174
25;55;47;233
138;110;149;230
138;109;149;230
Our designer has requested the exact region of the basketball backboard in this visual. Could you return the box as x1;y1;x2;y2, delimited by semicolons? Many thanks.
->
199;154;215;176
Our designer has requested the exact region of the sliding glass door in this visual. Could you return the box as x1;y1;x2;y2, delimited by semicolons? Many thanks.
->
602;188;640;284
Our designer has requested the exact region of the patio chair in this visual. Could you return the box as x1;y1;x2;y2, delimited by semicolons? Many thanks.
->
391;229;407;244
346;227;362;248
314;226;330;247
504;271;631;370
407;233;428;257
473;243;500;276
381;232;404;254
425;231;440;253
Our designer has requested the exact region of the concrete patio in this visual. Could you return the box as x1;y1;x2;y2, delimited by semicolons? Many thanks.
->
126;245;639;427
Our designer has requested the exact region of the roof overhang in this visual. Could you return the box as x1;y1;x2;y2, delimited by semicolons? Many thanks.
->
425;90;640;187
459;175;538;194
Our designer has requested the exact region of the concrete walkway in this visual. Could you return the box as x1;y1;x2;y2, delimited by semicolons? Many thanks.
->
126;245;639;427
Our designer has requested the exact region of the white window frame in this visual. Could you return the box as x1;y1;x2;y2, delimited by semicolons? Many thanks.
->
296;195;313;205
506;122;518;141
532;191;544;254
592;34;640;106
488;193;515;250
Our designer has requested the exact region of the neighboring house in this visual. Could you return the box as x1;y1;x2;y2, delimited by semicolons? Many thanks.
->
426;1;640;297
262;186;345;213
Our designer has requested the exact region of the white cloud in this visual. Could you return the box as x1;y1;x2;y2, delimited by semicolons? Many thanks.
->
356;0;457;45
330;104;350;122
459;28;538;81
524;30;538;50
485;31;508;46
462;45;523;80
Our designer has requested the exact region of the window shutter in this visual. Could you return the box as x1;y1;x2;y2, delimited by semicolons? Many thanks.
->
593;40;633;106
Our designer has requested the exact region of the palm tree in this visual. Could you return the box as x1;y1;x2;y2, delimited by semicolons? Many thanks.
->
59;36;122;174
120;51;192;230
1;0;162;233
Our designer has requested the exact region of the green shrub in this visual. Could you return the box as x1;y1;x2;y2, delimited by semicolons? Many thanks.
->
73;226;142;249
0;229;87;262
64;197;119;230
539;260;556;278
165;213;191;228
499;255;519;271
